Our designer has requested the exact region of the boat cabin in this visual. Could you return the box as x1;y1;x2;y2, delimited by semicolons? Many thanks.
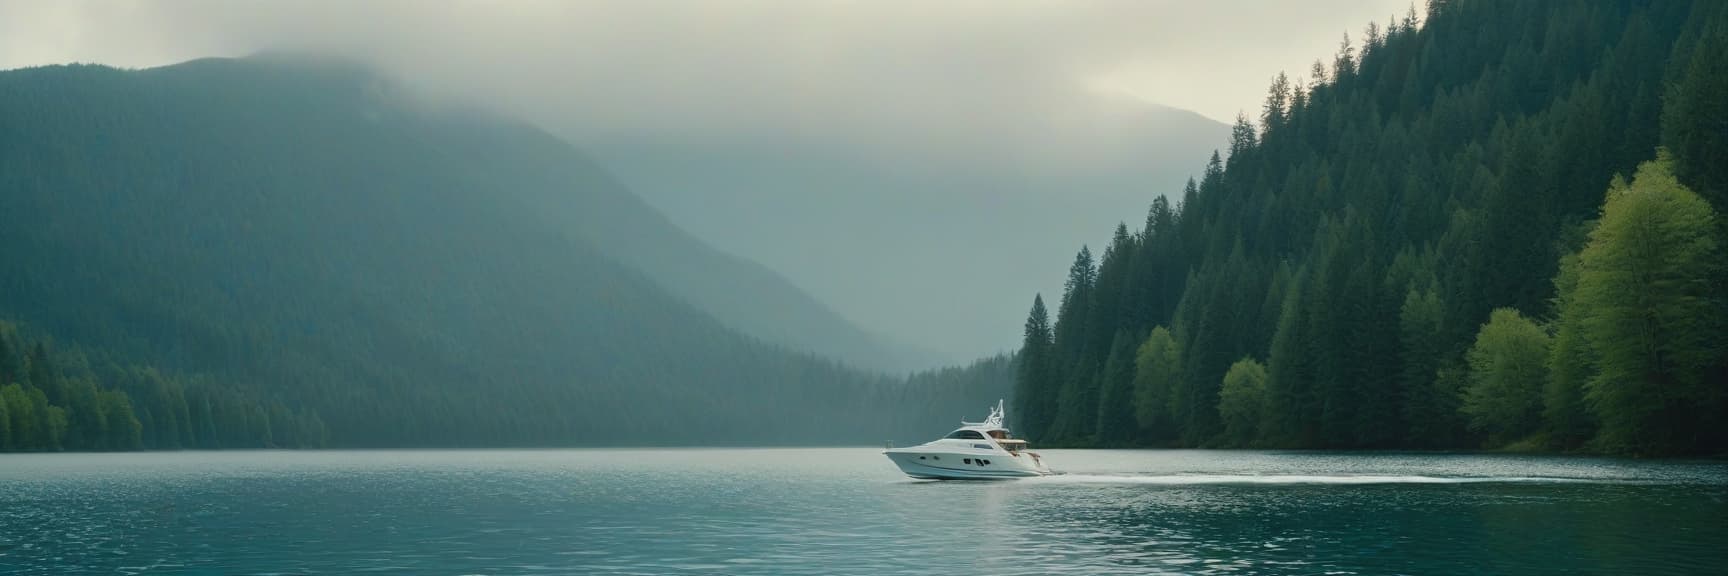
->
940;400;1036;453
882;399;1053;478
942;425;1031;453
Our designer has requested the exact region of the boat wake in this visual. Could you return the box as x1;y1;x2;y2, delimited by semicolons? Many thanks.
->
1022;473;1607;485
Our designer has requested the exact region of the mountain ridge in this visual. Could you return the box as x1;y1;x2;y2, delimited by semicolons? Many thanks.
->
0;56;992;448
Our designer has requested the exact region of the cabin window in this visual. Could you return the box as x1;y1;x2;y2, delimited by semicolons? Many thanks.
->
982;460;991;466
945;430;987;440
963;458;972;464
918;456;925;460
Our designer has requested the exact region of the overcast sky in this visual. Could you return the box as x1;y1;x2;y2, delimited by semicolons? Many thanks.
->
3;0;1413;126
0;0;1416;360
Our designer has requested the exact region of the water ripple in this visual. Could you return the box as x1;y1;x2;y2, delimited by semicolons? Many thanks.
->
0;449;1723;575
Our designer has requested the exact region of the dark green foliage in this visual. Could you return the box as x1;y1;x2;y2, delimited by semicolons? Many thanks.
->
98;390;142;450
1399;285;1452;448
1661;1;1728;213
1048;247;1098;442
1093;331;1139;446
1013;295;1056;438
0;333;18;389
1012;0;1727;455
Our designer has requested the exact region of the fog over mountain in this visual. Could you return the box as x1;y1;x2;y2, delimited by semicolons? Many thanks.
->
1;0;1410;360
591;101;1227;360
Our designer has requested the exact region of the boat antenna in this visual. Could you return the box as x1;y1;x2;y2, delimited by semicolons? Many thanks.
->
964;399;1007;429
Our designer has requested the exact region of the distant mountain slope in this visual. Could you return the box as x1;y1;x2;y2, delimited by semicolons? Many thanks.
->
586;97;1229;360
0;57;965;446
481;120;937;372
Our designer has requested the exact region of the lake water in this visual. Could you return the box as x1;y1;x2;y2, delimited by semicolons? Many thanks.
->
1;449;1723;575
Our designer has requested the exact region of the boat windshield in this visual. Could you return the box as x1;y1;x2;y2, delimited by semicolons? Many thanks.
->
944;429;987;440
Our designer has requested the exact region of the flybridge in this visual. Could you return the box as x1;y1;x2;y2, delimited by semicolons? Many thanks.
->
961;399;1008;431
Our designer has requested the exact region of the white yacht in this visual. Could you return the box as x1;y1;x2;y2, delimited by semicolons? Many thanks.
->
883;400;1053;480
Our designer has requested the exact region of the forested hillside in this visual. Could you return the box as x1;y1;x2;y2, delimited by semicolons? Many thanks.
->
0;313;1009;451
0;320;323;451
1014;0;1727;456
0;57;1005;451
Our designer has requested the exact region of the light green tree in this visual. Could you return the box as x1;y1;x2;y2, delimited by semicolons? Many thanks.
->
2;384;37;449
1132;326;1182;441
1463;308;1550;446
1218;357;1269;446
1575;155;1725;454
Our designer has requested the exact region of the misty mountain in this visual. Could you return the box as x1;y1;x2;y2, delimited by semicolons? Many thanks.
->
515;134;939;373
0;56;990;446
582;97;1229;360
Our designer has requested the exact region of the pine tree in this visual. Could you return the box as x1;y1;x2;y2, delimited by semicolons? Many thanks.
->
0;332;18;387
1262;72;1292;135
1053;247;1096;359
1228;114;1258;165
1265;275;1315;447
1049;247;1097;442
1398;286;1452;447
1014;295;1055;439
1661;4;1728;213
1094;331;1139;445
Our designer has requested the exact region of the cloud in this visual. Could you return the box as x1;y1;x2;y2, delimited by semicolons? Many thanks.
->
1;0;1413;137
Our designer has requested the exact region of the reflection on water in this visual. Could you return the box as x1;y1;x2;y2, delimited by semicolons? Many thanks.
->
0;449;1723;575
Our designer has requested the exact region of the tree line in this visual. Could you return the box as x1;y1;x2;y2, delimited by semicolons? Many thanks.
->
0;310;1010;452
1014;0;1727;456
0;319;327;451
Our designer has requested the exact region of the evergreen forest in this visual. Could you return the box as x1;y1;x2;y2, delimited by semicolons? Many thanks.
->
1013;0;1728;456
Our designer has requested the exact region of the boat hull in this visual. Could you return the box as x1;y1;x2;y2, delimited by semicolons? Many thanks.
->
883;449;1050;480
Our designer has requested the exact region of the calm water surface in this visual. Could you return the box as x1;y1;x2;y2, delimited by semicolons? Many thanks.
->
1;449;1723;575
